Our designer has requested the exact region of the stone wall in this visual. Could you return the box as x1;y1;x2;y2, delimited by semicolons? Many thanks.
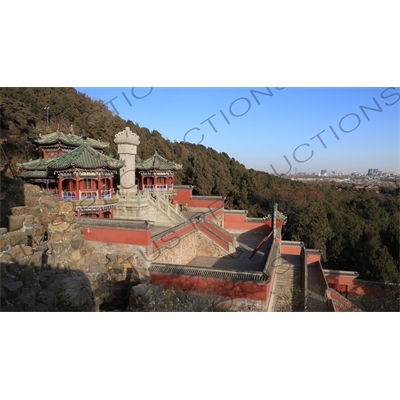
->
114;194;149;220
153;228;228;265
0;183;148;311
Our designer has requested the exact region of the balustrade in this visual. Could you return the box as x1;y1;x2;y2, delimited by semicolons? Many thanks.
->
62;191;76;200
101;190;111;199
80;191;97;200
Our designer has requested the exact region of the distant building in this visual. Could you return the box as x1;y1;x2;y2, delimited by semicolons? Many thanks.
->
367;168;379;176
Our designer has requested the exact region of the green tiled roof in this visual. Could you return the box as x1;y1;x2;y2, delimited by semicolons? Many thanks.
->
19;170;49;178
47;143;124;170
34;131;109;150
135;153;182;170
17;158;52;171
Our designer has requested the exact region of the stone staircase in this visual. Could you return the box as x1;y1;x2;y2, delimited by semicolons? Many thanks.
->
306;262;328;311
198;219;237;254
146;191;186;226
271;257;303;311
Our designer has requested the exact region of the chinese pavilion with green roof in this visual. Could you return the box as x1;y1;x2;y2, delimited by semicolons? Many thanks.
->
135;152;182;191
18;129;123;218
34;127;109;158
18;127;185;218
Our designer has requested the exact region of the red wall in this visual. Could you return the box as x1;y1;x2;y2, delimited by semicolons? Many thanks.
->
205;208;223;220
82;226;151;246
150;273;269;301
174;189;225;209
281;245;302;256
325;274;357;293
224;214;273;232
202;219;233;244
174;189;192;205
152;223;194;250
224;213;246;224
307;253;321;263
325;274;395;298
329;290;358;312
188;198;225;208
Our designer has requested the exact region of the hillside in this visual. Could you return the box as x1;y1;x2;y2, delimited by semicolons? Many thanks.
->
1;87;399;283
0;87;293;216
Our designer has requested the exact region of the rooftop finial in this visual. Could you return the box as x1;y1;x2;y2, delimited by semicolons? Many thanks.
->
57;124;60;132
70;124;75;135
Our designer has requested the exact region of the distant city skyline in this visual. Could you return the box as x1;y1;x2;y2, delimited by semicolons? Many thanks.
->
75;87;399;175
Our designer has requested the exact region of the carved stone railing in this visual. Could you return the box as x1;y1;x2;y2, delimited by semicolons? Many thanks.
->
148;191;186;223
150;263;268;283
77;217;154;230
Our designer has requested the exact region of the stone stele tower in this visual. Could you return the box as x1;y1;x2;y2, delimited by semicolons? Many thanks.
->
114;127;140;194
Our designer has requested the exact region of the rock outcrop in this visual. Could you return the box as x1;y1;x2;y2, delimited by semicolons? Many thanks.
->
0;182;148;311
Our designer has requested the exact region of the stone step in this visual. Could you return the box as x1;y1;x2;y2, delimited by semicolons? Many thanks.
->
272;261;304;311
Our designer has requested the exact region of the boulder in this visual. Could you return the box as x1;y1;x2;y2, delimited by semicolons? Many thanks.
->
7;231;28;247
2;280;23;298
7;215;25;232
18;267;38;287
48;223;71;234
30;251;43;268
70;238;84;250
0;235;8;252
19;289;36;311
38;269;56;289
6;262;22;276
56;202;74;213
129;283;161;310
55;273;94;311
36;303;49;312
37;289;56;311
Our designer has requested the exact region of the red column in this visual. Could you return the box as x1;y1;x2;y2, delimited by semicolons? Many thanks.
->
58;175;63;199
141;174;144;190
75;174;80;200
154;173;156;190
98;174;102;199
